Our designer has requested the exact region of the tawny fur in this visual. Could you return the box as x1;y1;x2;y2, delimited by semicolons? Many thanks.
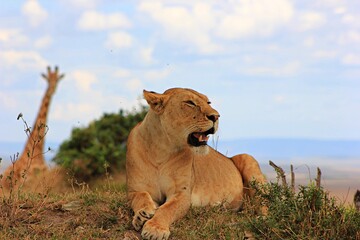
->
126;88;266;240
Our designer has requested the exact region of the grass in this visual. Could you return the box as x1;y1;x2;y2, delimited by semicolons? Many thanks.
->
244;182;360;239
0;184;132;240
1;176;359;240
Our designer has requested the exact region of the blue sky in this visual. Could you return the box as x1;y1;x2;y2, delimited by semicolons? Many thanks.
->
1;0;360;144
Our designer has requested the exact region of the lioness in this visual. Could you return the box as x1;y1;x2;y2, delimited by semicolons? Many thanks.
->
126;88;266;240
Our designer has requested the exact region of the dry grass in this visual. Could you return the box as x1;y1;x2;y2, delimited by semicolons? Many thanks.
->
172;205;248;240
0;181;131;240
1;171;360;240
0;176;248;240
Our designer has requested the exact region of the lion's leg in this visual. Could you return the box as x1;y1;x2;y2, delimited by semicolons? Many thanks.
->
128;191;158;231
231;154;266;198
141;192;191;240
231;154;267;215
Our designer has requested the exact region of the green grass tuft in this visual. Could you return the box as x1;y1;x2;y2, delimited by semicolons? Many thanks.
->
243;181;360;239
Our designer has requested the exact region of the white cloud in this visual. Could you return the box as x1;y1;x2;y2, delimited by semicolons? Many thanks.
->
334;7;346;15
62;0;99;9
216;0;294;39
266;44;280;51
52;102;99;122
139;0;293;53
139;47;156;64
342;54;360;65
34;35;52;49
21;0;48;27
312;50;338;59
0;50;47;70
126;79;143;92
113;68;132;78
139;2;221;54
338;31;360;44
342;14;360;26
70;70;98;92
104;31;133;50
0;29;29;46
52;68;141;123
52;90;139;123
303;36;315;47
296;11;326;31
78;11;131;31
0;91;17;109
274;95;286;104
245;61;301;76
144;68;172;80
53;71;129;123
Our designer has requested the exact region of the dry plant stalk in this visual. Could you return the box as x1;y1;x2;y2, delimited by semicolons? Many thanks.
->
0;114;53;228
17;115;49;193
269;161;323;194
290;164;295;193
269;160;287;187
316;167;322;189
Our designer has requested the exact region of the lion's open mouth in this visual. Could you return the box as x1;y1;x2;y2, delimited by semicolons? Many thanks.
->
188;127;215;147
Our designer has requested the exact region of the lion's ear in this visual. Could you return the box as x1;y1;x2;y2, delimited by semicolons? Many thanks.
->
143;90;169;114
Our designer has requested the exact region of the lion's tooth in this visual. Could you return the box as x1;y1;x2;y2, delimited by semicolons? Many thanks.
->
193;133;209;142
199;135;204;141
199;134;209;142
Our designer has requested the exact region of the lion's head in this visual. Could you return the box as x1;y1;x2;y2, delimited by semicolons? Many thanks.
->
143;88;220;154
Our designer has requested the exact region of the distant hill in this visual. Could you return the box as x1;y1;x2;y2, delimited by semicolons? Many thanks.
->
214;138;360;159
1;138;360;170
213;138;360;186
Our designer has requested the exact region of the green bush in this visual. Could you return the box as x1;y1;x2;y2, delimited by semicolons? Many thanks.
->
244;181;360;239
53;106;147;181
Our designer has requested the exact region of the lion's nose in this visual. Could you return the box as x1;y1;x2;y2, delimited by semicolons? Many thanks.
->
207;114;220;123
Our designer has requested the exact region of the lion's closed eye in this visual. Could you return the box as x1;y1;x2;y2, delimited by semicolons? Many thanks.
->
184;100;196;107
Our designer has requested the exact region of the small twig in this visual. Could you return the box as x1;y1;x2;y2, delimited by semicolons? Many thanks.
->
316;167;321;189
269;160;287;187
290;164;295;193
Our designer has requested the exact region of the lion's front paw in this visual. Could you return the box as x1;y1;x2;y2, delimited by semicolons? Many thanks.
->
132;206;157;231
141;220;170;240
